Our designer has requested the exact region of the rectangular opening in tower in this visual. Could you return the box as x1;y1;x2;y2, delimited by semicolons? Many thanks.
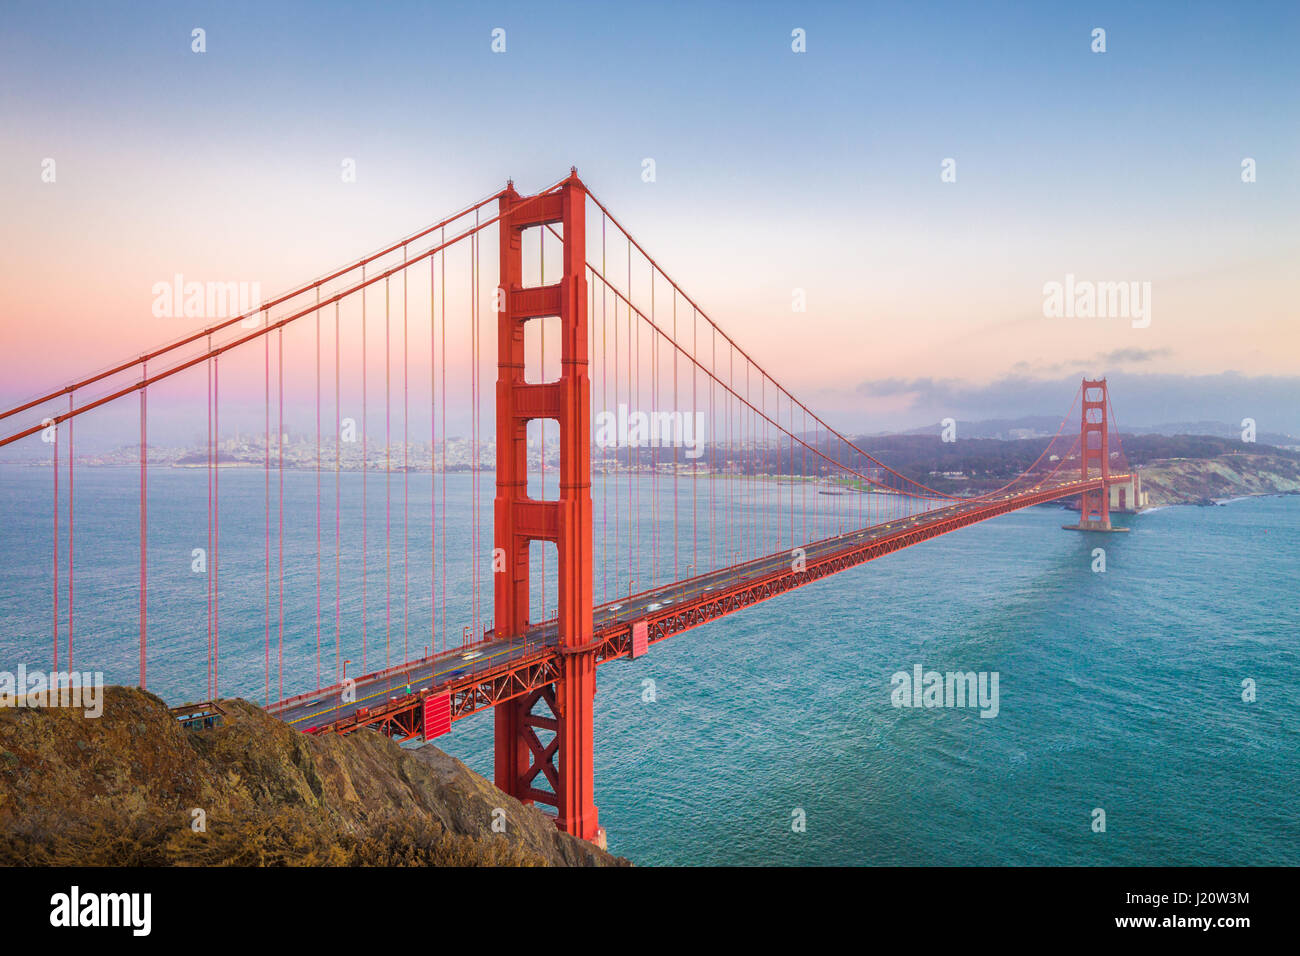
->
523;314;561;385
526;417;560;501
518;221;563;290
528;539;559;626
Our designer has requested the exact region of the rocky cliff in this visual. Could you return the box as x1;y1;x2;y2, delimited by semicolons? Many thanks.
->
0;686;625;867
1138;452;1300;507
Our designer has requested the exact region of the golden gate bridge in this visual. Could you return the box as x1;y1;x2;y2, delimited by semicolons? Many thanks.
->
0;170;1132;845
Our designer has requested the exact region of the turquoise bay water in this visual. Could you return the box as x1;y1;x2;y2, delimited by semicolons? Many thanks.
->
458;495;1300;865
1;464;1296;865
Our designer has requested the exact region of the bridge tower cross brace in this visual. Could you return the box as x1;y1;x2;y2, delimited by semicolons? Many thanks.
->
1079;378;1112;529
492;173;600;843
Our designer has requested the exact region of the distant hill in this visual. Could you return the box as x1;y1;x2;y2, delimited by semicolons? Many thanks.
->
1138;421;1298;446
844;430;1300;497
896;416;1297;447
893;416;1062;440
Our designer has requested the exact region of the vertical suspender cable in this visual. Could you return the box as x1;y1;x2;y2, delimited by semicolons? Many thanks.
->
473;210;483;642
430;233;440;654
213;353;220;696
207;352;213;696
540;231;545;618
362;266;368;672
441;228;447;653
672;290;678;584
601;217;608;602
385;273;391;668
340;303;345;686
139;363;147;688
403;245;409;663
264;333;271;705
278;325;285;701
52;408;59;671
315;288;322;689
67;393;74;668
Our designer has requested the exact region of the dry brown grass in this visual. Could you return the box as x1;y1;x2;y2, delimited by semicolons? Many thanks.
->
0;687;622;867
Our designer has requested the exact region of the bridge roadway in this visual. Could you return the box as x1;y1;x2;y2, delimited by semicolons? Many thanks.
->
269;474;1120;735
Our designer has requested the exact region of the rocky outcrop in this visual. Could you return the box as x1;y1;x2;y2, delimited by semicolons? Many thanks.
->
0;686;625;866
1138;452;1300;507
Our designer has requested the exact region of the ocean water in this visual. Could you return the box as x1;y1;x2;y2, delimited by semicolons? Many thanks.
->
454;493;1300;866
1;464;1296;865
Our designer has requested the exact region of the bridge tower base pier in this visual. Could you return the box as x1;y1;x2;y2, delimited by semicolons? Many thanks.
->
491;171;602;845
1062;521;1130;533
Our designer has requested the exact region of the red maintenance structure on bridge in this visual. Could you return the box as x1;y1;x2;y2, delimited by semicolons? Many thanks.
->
0;171;1133;846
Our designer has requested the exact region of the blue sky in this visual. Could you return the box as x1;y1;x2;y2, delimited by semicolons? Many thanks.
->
2;0;1297;432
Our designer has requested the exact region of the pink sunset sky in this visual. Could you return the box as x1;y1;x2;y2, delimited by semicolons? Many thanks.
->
2;2;1297;436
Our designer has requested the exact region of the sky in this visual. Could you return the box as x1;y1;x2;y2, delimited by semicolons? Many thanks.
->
1;0;1297;438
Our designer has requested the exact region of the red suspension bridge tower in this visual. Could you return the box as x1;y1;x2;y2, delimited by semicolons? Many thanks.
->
1064;377;1123;532
492;171;602;844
